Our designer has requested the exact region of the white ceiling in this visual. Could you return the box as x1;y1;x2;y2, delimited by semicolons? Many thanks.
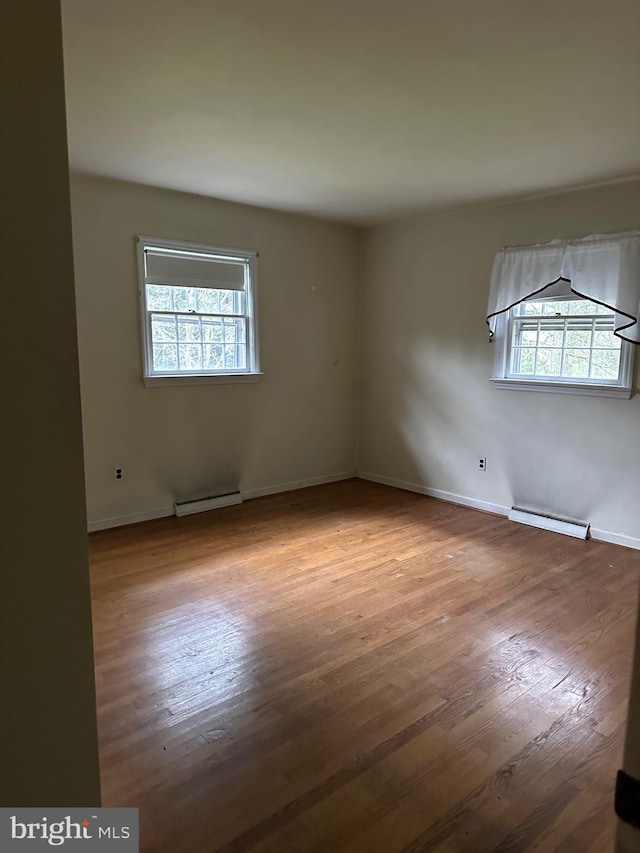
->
61;0;640;225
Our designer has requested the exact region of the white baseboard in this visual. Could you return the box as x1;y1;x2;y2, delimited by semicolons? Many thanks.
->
88;505;175;532
87;471;356;532
242;471;356;500
357;471;640;552
357;471;510;517
589;527;640;551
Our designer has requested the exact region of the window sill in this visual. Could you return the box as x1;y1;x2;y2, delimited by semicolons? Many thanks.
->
490;378;632;399
143;372;263;387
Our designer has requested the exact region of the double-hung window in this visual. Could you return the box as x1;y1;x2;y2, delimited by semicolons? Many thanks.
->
138;236;260;386
492;292;634;397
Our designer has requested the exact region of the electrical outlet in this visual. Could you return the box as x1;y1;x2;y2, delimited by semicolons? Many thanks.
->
478;457;487;472
114;467;123;481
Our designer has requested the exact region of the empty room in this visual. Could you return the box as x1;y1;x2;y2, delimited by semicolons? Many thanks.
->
4;1;640;852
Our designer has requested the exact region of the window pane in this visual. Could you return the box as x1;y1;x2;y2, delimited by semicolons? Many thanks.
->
178;343;202;371
153;343;178;372
194;288;246;314
177;317;201;342
172;287;197;312
224;344;242;369
541;301;568;315
593;330;620;349
586;300;613;314
151;315;177;342
519;329;538;346
222;319;241;342
564;328;592;347
218;290;245;315
535;348;562;376
202;317;223;342
565;300;593;314
512;348;535;375
195;289;220;314
146;284;173;310
562;349;590;378
537;328;563;347
590;350;621;380
203;343;224;370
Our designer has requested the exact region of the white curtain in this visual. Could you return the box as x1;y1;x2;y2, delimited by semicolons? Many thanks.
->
486;230;640;343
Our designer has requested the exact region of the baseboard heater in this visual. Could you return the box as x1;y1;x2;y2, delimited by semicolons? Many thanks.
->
174;491;243;518
508;507;590;540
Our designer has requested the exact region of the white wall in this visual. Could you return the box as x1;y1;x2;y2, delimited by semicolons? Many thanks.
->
71;175;360;527
360;178;640;545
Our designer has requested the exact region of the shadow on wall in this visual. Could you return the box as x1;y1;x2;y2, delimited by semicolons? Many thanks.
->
490;388;632;525
141;385;261;503
365;319;634;527
362;325;512;505
400;337;501;490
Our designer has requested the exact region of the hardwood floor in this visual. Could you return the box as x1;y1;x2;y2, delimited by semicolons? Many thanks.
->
89;479;639;852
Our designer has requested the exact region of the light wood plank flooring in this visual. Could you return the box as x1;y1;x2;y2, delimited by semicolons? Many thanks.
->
89;479;639;852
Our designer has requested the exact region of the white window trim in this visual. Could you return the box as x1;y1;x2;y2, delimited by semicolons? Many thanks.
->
137;235;261;385
490;306;634;399
142;373;263;388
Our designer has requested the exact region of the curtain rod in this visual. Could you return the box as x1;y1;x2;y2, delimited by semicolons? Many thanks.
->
501;229;640;252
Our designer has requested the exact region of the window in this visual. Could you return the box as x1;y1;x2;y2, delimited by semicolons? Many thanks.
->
491;293;634;398
486;231;640;397
137;236;260;386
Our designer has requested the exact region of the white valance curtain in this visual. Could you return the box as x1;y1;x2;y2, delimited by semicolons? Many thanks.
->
486;230;640;343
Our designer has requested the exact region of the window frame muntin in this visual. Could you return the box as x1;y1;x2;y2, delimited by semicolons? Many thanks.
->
137;235;261;385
